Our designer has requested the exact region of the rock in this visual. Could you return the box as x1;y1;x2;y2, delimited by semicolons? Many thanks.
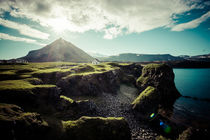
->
133;64;181;116
57;63;142;96
131;86;160;116
0;103;49;140
56;95;97;120
178;127;210;140
62;116;131;140
0;85;61;113
119;63;143;78
57;70;121;96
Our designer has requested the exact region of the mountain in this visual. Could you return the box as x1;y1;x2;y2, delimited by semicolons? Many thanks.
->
22;38;94;62
187;53;210;62
98;53;184;62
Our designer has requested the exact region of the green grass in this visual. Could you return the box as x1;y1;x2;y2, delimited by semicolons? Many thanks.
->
0;62;128;90
0;70;16;75
60;95;74;104
63;63;121;78
0;79;55;91
137;63;167;86
0;62;128;80
62;116;125;129
131;86;156;105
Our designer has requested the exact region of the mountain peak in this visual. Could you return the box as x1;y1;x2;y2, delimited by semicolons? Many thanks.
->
55;37;65;42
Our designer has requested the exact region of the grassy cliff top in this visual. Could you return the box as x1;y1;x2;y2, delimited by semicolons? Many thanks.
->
0;79;55;91
0;62;130;90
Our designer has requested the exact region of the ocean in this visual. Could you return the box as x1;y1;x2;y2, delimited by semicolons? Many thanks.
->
172;68;210;128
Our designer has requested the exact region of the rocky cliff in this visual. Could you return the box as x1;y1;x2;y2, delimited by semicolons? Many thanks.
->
132;64;181;117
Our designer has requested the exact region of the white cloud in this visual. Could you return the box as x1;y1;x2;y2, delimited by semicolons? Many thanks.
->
0;0;208;39
0;18;49;39
0;32;36;43
0;32;45;46
171;11;210;31
104;27;122;39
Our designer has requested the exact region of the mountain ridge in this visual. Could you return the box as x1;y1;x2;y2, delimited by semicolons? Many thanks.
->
97;53;184;62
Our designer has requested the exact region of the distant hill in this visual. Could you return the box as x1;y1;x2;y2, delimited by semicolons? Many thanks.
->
98;53;184;62
21;38;94;62
187;53;210;62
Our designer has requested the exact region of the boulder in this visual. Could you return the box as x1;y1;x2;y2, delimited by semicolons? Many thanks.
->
62;116;131;140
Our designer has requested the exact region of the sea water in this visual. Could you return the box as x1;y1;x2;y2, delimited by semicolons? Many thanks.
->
172;68;210;127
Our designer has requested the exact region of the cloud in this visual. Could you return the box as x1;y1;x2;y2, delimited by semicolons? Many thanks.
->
0;32;45;46
171;11;210;31
104;27;122;39
0;0;208;39
0;18;49;39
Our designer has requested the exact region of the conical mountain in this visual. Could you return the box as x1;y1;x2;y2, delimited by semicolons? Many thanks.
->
22;38;94;62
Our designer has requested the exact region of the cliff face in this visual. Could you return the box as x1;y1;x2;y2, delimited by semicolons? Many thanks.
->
132;64;181;117
57;63;142;96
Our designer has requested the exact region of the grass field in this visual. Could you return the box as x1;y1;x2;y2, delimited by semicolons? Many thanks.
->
0;62;129;91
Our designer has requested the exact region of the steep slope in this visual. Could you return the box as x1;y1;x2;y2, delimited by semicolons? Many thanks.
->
22;38;94;62
99;53;184;62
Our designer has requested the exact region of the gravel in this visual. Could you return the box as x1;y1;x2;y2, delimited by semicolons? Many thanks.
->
92;84;158;140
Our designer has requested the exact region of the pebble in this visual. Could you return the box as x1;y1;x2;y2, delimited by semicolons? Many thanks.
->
93;92;158;140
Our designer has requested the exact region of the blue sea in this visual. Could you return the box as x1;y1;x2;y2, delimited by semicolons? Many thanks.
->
172;69;210;128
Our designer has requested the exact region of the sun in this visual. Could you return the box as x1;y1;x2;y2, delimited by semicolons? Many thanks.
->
50;17;69;33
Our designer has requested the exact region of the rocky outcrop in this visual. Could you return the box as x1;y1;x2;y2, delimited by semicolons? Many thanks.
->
62;116;131;140
0;86;61;112
132;64;181;117
58;70;122;96
131;86;159;115
0;103;49;140
56;95;97;120
57;63;142;96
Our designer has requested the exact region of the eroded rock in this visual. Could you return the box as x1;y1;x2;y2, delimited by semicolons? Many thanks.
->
133;64;181;116
62;116;131;140
0;103;49;140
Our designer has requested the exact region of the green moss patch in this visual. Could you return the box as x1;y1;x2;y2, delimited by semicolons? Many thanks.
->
62;116;131;140
0;79;55;91
136;63;170;87
0;103;49;140
60;95;74;104
131;86;156;105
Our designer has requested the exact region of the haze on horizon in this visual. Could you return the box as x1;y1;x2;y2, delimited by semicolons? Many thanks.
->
0;0;209;59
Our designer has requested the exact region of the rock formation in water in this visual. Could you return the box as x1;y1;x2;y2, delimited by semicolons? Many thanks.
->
132;64;181;117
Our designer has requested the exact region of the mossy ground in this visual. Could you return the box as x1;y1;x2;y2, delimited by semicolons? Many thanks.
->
136;63;168;86
0;79;55;91
62;116;130;140
0;62;128;81
131;86;156;105
0;62;134;140
60;95;74;104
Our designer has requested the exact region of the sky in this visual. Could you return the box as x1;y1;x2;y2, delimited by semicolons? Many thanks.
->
0;0;209;59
